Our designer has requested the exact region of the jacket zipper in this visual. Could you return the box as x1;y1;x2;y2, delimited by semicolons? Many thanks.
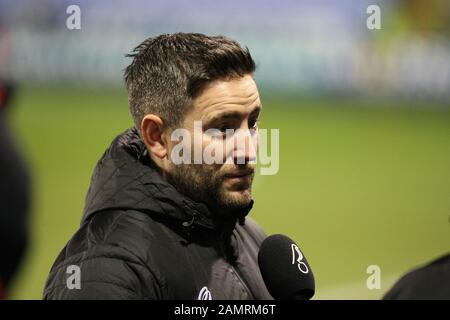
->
230;264;255;299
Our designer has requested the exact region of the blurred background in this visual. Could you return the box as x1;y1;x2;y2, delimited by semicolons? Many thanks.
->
0;0;449;299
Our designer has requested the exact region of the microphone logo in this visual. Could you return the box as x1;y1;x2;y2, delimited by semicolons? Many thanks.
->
197;286;212;300
291;244;309;274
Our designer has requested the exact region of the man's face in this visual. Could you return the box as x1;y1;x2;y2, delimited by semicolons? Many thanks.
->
166;75;261;215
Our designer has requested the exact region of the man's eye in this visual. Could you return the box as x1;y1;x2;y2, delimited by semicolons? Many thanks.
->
217;123;234;133
249;119;259;129
204;126;228;138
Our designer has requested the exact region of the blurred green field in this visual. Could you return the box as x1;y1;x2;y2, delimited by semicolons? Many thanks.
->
7;86;450;299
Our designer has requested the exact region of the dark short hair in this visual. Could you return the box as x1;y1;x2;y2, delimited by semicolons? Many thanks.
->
124;33;256;131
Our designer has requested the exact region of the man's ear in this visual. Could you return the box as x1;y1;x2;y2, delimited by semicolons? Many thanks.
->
140;114;168;159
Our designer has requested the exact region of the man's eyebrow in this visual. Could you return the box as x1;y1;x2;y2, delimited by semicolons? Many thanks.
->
204;111;242;124
204;105;262;124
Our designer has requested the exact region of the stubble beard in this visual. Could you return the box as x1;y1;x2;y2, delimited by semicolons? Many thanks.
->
166;163;254;217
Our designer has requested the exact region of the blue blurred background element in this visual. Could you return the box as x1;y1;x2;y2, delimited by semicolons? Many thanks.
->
0;0;449;299
2;0;450;100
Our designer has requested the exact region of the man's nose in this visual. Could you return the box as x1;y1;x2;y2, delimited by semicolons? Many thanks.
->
233;128;258;165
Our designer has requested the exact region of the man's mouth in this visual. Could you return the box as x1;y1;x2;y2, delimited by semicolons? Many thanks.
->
223;169;254;179
222;170;255;189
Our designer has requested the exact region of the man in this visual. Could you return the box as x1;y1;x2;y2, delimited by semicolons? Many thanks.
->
43;33;273;299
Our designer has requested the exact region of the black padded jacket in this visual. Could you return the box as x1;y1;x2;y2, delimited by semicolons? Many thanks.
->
43;128;273;300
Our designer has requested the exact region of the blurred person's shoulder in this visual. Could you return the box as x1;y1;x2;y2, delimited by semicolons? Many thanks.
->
384;253;450;300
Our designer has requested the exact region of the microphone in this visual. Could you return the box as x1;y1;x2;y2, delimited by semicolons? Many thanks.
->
258;234;315;300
